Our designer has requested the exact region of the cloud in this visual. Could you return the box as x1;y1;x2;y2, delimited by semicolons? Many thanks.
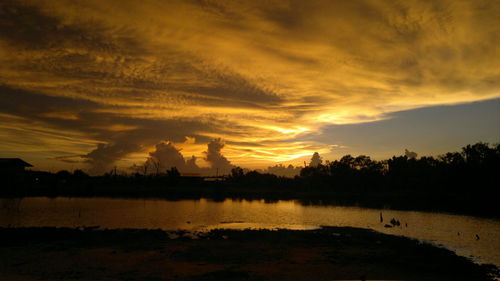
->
184;136;196;145
0;85;220;173
148;141;186;171
133;139;235;176
0;2;114;51
1;0;499;171
265;163;302;178
52;155;84;164
83;142;140;174
185;155;200;173
204;138;234;174
404;149;418;159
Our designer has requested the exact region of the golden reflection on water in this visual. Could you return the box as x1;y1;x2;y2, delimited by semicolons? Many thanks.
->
0;197;499;268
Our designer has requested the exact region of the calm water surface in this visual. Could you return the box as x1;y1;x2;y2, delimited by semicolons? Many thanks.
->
1;197;498;267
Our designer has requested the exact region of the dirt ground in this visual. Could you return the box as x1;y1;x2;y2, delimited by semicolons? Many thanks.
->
0;226;497;281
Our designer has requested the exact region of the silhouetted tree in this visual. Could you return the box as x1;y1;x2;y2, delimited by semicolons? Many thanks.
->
166;167;180;178
231;166;244;179
439;152;465;166
310;152;323;167
462;142;491;165
143;160;150;176
73;169;89;179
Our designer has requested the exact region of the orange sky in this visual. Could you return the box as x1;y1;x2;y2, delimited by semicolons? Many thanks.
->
0;0;499;174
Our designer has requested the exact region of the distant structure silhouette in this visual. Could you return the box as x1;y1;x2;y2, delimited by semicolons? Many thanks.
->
0;158;32;173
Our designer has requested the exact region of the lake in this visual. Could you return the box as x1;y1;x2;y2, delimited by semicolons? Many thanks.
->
1;197;498;268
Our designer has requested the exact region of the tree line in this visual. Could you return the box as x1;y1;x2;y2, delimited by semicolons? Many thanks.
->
2;142;499;217
228;142;498;193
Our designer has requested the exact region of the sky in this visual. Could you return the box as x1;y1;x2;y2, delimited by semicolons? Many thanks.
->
0;0;499;174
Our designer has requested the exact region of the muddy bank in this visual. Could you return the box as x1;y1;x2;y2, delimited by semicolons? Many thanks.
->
0;227;497;281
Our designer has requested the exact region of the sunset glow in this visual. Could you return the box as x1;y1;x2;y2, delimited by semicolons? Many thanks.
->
1;0;499;173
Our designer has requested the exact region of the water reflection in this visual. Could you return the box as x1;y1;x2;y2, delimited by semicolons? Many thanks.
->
1;198;23;226
0;197;498;267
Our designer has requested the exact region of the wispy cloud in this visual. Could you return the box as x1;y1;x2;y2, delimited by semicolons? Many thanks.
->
1;0;499;172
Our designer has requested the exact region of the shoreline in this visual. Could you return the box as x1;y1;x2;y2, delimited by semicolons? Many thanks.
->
0;226;497;281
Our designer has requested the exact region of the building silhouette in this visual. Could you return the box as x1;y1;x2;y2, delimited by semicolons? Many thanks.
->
0;158;33;173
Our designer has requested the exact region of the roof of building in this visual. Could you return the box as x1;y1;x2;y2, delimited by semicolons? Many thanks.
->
0;158;33;167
